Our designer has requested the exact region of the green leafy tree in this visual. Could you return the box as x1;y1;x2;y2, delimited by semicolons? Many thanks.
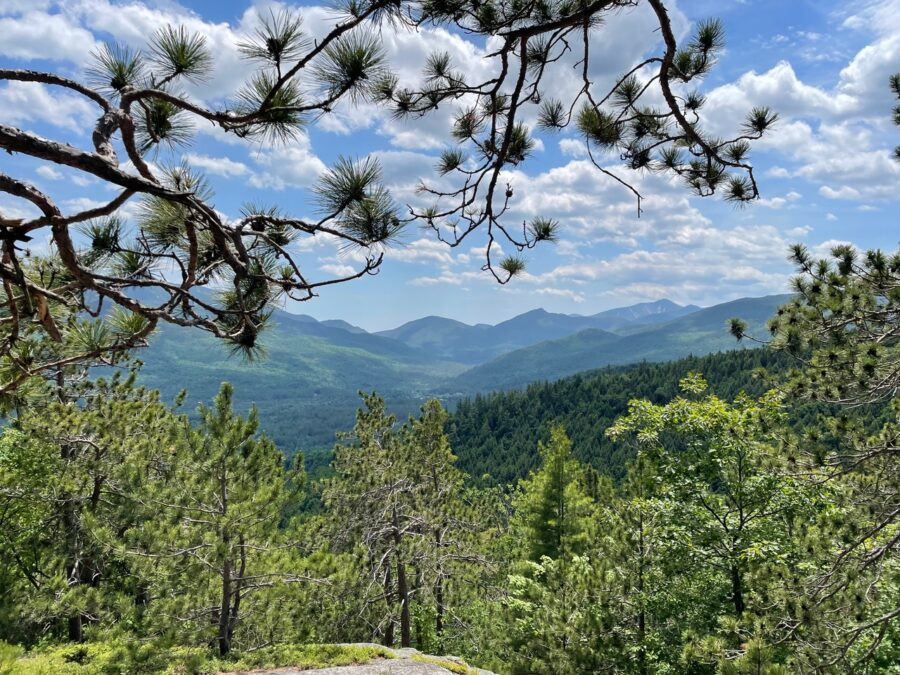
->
609;374;815;668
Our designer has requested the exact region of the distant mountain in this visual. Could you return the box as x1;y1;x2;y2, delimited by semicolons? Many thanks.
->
132;309;467;452
126;294;789;456
319;319;367;334
591;299;701;332
376;300;699;364
443;295;791;394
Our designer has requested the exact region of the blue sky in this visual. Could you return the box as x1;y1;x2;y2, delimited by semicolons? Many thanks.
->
1;0;898;330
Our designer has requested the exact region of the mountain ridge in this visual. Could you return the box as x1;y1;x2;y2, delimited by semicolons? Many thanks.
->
126;294;790;453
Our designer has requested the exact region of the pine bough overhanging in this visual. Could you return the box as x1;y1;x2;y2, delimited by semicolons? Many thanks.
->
0;0;774;391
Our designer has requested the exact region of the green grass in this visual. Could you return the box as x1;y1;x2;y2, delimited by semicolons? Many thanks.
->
0;641;394;675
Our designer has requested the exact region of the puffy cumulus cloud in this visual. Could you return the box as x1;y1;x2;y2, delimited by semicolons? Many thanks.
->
532;287;586;303
558;139;589;158
185;153;249;178
496;159;710;248
319;262;358;277
757;190;802;209
835;33;900;118
703;61;858;135
62;0;260;102
0;10;98;62
840;0;900;36
387;238;456;266
695;2;900;205
403;216;806;311
0;82;96;134
36;166;63;180
760;120;900;201
248;137;328;191
303;1;689;150
373;151;439;191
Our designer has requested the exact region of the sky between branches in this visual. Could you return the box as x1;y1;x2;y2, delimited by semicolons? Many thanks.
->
0;0;898;330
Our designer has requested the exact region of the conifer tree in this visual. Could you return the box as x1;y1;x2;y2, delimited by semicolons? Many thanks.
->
0;374;184;643
129;383;304;656
732;244;900;667
323;394;478;650
513;425;594;562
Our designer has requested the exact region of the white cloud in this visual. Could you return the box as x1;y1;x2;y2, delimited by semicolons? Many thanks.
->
185;153;249;178
248;138;327;191
559;139;588;158
0;10;98;62
388;238;456;266
36;166;63;180
0;82;96;134
319;263;358;277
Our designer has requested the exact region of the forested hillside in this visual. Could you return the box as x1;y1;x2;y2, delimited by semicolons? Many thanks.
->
449;349;790;483
127;295;788;453
1;2;898;673
448;295;791;393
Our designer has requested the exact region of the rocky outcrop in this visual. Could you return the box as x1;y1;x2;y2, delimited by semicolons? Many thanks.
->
224;645;495;675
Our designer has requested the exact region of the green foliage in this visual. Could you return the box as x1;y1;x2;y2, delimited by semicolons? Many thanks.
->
0;639;392;674
513;426;593;561
449;348;801;484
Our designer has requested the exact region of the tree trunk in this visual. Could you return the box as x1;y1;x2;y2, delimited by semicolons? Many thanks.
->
60;434;84;643
730;564;745;616
226;535;246;648
396;551;411;648
434;531;444;647
383;561;394;647
218;532;232;656
637;511;647;675
392;506;411;648
67;614;83;643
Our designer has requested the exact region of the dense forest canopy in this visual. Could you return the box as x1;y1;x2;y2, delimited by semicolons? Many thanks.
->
0;1;899;673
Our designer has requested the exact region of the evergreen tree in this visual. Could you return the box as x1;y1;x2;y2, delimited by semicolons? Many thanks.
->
322;394;479;650
733;244;900;667
0;374;184;643
127;383;304;656
513;425;594;562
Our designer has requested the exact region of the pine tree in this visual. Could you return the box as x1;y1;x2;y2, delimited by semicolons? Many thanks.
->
129;383;304;656
513;425;594;562
322;394;479;650
733;243;900;667
0;373;184;643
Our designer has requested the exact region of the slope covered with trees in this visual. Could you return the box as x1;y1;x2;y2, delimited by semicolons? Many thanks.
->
0;244;899;673
448;348;793;483
448;295;791;393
